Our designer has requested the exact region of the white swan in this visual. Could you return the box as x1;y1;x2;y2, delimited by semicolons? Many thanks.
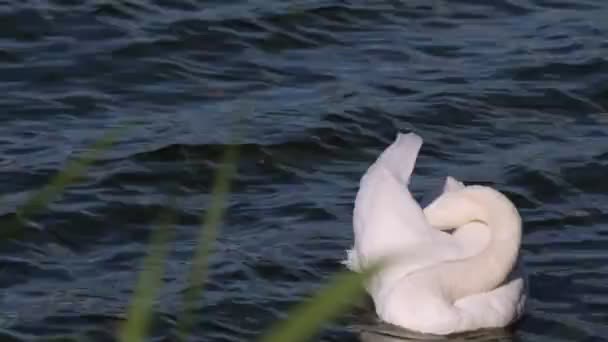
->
344;132;526;335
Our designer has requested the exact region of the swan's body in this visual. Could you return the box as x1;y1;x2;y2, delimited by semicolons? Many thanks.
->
344;132;526;335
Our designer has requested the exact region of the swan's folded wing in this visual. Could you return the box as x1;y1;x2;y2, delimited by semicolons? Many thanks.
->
453;276;526;330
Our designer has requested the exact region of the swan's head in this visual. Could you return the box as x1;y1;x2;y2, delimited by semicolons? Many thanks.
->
423;185;515;230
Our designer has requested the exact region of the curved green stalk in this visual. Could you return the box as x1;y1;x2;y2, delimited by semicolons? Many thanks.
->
175;142;240;340
3;126;126;240
258;261;384;342
118;204;176;342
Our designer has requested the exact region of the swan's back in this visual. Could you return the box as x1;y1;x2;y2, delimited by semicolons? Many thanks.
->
349;133;466;300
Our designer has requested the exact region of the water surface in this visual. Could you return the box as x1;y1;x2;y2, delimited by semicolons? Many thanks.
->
1;0;607;341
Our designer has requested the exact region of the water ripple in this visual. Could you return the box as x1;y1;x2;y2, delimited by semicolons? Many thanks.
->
0;0;608;341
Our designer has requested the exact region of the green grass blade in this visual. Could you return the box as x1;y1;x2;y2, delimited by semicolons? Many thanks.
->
258;261;384;342
2;126;127;241
118;204;176;342
175;142;240;340
16;127;125;220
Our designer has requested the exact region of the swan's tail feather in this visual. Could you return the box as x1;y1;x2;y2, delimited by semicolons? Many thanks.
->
342;248;361;272
376;132;423;185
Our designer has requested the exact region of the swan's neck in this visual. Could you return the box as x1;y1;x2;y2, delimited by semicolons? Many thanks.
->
423;186;522;301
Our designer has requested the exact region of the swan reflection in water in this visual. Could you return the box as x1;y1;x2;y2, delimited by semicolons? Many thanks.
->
355;322;516;342
348;293;521;342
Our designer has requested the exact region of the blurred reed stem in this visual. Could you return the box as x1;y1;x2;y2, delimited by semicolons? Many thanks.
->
4;127;126;240
118;203;177;342
175;142;240;340
258;261;383;342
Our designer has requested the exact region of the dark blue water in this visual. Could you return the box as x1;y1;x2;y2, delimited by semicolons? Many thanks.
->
1;0;607;341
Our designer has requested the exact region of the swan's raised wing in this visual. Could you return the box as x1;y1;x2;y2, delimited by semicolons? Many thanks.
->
346;134;467;272
346;133;437;273
375;133;423;185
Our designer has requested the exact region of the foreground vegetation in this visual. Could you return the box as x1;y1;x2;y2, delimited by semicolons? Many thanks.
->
10;125;379;342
